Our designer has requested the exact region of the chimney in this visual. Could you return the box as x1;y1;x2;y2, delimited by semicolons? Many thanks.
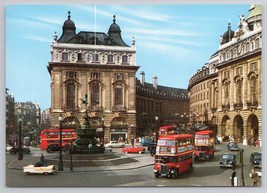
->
152;75;158;89
140;71;145;86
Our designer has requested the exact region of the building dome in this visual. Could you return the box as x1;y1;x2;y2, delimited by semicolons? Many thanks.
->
57;11;76;43
108;15;121;34
222;22;235;44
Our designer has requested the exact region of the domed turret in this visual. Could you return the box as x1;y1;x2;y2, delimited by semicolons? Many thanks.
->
108;15;121;35
221;22;235;45
58;11;76;43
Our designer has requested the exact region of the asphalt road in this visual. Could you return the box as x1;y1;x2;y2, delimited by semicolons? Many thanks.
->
6;142;262;187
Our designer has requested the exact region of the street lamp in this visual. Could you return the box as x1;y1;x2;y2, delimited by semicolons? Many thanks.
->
155;116;159;145
58;113;63;171
240;148;245;186
18;116;23;160
70;140;73;171
102;117;105;145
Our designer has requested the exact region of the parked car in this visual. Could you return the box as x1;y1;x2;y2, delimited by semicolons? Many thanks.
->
147;142;156;156
219;153;236;168
46;144;61;153
9;146;31;154
122;146;145;154
250;152;262;168
227;142;239;151
23;162;57;175
104;141;125;148
140;138;153;146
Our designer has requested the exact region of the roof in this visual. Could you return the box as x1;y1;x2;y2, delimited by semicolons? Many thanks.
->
158;134;194;140
248;4;262;19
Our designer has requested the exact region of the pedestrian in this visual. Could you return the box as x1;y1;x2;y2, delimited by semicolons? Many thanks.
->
88;142;93;154
250;169;259;186
40;153;44;163
131;137;134;147
231;168;236;186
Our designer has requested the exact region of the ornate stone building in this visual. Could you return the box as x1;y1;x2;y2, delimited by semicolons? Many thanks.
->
47;12;139;142
188;5;262;145
136;72;189;136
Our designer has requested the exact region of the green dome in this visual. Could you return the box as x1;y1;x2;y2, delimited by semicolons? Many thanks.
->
248;4;262;19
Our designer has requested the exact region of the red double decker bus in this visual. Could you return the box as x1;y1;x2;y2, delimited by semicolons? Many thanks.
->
159;126;177;136
40;128;77;150
194;130;215;161
154;134;194;178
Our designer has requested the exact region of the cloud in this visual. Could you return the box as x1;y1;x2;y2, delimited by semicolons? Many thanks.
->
24;35;52;43
7;17;51;29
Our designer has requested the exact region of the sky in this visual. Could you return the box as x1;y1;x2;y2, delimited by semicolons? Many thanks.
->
6;4;250;110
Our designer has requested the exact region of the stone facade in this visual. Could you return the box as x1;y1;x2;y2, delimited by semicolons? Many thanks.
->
48;13;139;142
188;5;262;146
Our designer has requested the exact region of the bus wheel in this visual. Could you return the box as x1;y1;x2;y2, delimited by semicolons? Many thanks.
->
154;172;159;178
171;169;178;179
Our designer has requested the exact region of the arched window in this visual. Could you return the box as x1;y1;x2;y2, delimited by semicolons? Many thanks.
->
91;82;100;106
66;83;75;110
114;84;123;106
92;53;99;62
107;54;114;63
77;53;82;61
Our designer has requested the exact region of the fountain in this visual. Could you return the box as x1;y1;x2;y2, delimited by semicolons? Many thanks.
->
73;94;104;154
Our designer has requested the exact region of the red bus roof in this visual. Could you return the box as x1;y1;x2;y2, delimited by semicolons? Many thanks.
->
195;130;213;135
40;128;75;133
159;126;176;129
158;134;194;140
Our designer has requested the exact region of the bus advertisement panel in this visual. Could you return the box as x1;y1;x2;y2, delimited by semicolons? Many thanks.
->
194;130;215;161
40;128;77;150
154;134;194;179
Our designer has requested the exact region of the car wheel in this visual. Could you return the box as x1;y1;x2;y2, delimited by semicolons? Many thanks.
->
125;151;128;154
26;172;30;175
44;172;48;175
171;169;178;179
138;151;142;154
121;145;125;148
154;171;160;178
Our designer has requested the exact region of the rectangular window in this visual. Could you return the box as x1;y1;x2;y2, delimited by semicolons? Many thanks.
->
250;62;257;71
92;53;99;62
66;71;76;79
107;55;114;63
62;52;68;61
122;55;128;63
91;83;100;106
236;66;242;75
114;73;124;80
67;83;75;110
77;53;83;61
224;70;229;78
91;72;101;80
115;85;123;106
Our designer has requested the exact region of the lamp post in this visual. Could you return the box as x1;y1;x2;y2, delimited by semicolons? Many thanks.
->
70;140;73;171
102;117;105;145
18;116;23;160
58;113;63;171
155;116;159;145
240;148;245;186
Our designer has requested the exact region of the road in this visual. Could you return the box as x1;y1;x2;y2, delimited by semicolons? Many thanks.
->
6;142;262;187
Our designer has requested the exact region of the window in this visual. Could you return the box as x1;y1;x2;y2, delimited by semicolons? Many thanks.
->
66;71;77;79
91;72;101;80
92;53;99;62
251;77;257;104
122;55;128;64
236;81;242;104
107;54;114;63
62;52;68;61
91;83;100;106
67;83;75;110
250;62;257;71
77;53;83;61
224;70;230;78
114;73;124;81
236;66;242;75
114;84;123;106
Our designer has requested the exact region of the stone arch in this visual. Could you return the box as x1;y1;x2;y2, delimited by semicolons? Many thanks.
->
233;115;244;143
247;114;259;141
221;115;230;140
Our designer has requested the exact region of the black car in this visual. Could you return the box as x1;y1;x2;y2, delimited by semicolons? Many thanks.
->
250;152;262;168
46;144;61;153
219;153;236;168
227;142;239;151
9;146;31;154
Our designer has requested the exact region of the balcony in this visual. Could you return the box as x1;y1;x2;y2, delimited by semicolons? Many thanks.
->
222;104;230;111
247;101;258;109
234;102;243;110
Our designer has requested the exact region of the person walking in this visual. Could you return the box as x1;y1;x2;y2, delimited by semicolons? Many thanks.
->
131;137;134;147
250;169;259;186
88;142;93;154
231;168;236;186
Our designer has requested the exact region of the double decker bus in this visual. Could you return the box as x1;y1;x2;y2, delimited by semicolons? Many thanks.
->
159;126;177;136
194;130;215;161
153;134;194;178
40;128;77;150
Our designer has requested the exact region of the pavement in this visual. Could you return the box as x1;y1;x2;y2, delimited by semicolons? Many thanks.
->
7;147;155;173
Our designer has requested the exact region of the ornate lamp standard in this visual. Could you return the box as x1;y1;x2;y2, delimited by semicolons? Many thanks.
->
102;117;105;145
58;113;63;171
18;116;23;160
155;116;159;145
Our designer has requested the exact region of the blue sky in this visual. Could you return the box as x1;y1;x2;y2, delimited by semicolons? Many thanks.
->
6;4;250;110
